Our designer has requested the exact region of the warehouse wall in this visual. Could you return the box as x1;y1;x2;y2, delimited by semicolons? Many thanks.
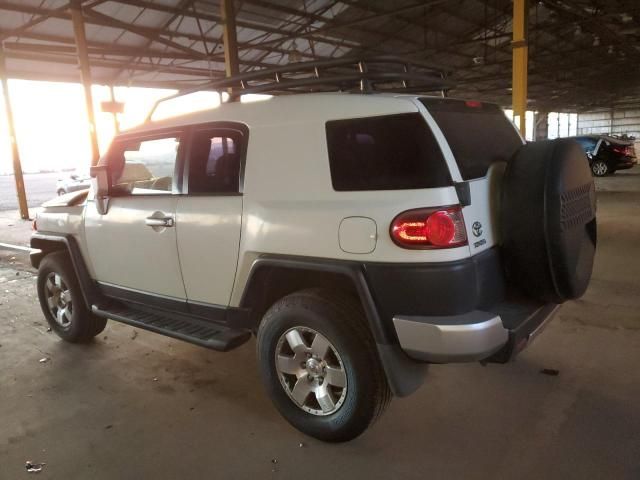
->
577;108;640;138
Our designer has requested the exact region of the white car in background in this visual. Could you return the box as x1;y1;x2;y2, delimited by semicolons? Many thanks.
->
56;171;90;195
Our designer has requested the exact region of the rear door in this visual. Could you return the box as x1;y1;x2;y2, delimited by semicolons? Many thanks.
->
419;98;524;253
175;123;245;313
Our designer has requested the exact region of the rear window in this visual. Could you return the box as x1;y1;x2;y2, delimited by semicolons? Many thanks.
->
325;113;451;191
420;98;523;180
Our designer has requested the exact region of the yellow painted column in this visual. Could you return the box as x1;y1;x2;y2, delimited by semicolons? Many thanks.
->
512;0;528;137
70;0;100;166
0;45;29;220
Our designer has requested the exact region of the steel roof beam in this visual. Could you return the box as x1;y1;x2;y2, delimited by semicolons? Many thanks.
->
3;49;226;78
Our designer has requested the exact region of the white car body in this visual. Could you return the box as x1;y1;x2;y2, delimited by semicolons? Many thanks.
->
42;94;499;299
33;91;563;396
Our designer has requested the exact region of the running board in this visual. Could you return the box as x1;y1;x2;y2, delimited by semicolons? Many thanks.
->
92;304;251;352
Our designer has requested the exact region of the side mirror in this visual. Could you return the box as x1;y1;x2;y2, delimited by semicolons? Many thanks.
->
90;165;110;196
89;165;110;215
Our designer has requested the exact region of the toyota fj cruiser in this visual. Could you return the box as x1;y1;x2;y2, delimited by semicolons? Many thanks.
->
31;58;597;442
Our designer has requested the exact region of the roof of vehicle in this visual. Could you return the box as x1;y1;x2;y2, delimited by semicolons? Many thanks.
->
573;134;634;145
122;92;442;136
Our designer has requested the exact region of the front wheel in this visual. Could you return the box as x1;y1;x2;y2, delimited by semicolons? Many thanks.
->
57;189;65;196
257;289;391;442
591;160;609;176
37;251;107;342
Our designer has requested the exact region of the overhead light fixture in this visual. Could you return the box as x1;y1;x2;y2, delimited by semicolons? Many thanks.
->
574;24;582;36
288;41;303;63
593;36;600;46
608;45;614;54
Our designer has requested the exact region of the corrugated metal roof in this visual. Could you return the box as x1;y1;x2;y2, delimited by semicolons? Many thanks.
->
0;0;639;109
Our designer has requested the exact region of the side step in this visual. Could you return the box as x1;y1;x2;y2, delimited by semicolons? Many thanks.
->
92;304;251;352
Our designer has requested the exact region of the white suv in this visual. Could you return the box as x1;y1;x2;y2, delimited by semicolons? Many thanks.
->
31;87;597;441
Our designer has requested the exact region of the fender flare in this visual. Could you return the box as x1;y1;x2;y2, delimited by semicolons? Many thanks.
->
30;233;100;309
240;255;428;397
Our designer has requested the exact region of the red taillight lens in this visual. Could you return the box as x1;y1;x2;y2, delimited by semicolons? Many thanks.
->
390;206;467;249
612;145;633;156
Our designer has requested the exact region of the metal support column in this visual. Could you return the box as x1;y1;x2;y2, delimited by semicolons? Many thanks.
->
70;0;100;165
512;0;528;137
220;0;240;98
0;44;29;220
534;111;548;141
108;85;120;134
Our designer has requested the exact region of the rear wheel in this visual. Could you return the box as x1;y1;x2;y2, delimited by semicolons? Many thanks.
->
591;160;609;176
57;189;65;196
37;251;107;342
257;289;391;442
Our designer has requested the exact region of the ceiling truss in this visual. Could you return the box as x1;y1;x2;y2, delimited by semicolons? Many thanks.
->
0;0;638;110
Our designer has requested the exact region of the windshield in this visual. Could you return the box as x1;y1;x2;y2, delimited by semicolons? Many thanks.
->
420;98;523;180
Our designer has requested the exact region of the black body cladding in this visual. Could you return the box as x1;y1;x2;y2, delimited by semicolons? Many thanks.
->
364;248;505;321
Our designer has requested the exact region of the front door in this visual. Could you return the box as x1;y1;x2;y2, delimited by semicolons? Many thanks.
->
85;131;187;300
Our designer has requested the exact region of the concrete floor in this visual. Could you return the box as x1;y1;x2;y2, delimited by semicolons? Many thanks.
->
1;169;639;479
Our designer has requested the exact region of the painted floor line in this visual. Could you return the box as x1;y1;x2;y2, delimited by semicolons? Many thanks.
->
0;242;35;253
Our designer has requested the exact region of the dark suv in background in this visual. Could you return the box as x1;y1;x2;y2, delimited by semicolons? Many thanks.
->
573;135;637;176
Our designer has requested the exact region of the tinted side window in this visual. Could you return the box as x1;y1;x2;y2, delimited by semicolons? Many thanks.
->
325;113;450;191
109;136;180;195
188;130;242;194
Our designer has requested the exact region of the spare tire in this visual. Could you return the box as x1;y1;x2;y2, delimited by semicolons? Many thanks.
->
501;139;597;304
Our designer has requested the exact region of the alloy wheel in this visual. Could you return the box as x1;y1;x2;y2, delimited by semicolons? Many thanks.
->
45;272;73;329
275;326;347;416
592;161;608;176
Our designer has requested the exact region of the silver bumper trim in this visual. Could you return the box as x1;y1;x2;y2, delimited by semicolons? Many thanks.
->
393;311;508;363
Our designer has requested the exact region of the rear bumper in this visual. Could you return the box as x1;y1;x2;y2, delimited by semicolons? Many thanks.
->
364;248;563;363
393;303;559;363
364;248;506;341
615;158;637;170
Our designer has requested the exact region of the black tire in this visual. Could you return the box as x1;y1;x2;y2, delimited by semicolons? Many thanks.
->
257;289;391;442
37;251;107;342
501;139;597;303
591;159;609;177
57;189;65;196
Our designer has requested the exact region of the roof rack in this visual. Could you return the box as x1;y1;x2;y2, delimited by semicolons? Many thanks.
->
146;55;453;122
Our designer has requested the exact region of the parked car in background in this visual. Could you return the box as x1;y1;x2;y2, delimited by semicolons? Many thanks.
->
56;171;91;195
573;135;637;176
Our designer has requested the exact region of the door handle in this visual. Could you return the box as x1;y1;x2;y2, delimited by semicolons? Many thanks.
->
145;216;174;228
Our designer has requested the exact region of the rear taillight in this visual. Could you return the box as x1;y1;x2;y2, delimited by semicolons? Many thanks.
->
612;145;634;156
390;206;467;249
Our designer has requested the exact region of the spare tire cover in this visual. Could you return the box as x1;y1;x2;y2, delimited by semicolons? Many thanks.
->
501;139;597;304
